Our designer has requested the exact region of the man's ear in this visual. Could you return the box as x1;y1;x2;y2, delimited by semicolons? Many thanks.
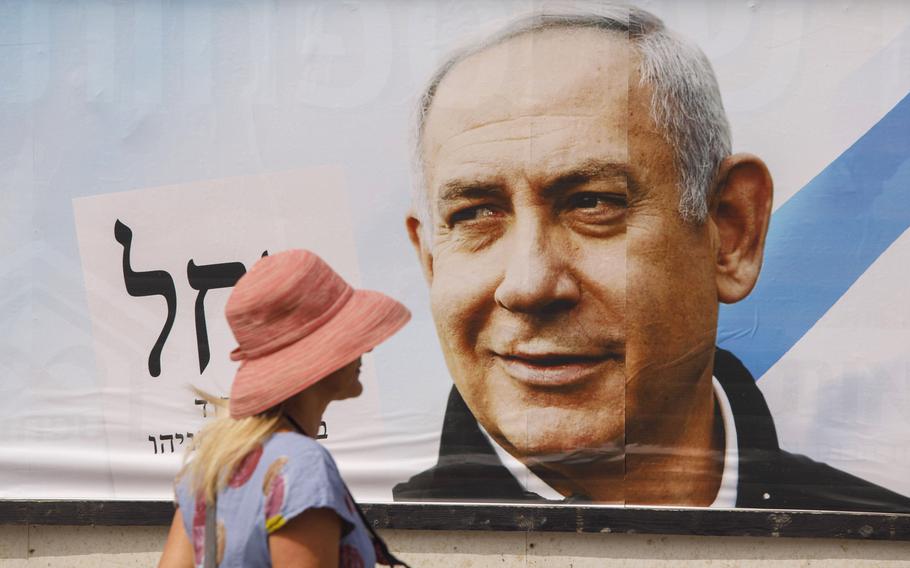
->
406;211;434;283
710;153;773;304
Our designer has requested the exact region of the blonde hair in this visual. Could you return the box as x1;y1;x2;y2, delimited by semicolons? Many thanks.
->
178;396;285;504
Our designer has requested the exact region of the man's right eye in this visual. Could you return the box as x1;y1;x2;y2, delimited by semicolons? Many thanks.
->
449;205;499;226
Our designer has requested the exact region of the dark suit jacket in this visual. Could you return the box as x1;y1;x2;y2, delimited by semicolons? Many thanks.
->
393;349;910;512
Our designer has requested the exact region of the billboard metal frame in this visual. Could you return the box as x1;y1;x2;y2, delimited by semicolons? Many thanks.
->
0;501;907;541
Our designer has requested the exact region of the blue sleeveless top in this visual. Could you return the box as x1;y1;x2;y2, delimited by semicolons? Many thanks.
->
175;431;376;567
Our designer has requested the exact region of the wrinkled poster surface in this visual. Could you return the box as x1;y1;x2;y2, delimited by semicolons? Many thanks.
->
2;1;909;514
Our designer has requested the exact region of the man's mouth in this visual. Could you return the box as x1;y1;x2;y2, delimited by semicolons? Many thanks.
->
494;352;619;387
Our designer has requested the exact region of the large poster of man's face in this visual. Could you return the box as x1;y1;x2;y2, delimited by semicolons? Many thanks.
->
4;0;910;516
395;5;908;512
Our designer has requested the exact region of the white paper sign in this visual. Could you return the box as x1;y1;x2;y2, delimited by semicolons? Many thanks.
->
72;168;395;498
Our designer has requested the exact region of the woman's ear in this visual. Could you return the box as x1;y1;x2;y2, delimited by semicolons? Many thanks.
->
711;153;774;304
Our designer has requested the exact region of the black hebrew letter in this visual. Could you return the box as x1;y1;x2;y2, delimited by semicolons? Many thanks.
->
175;433;184;445
160;434;174;453
317;421;327;440
148;435;158;454
187;259;247;373
186;432;194;440
195;398;208;418
114;220;177;377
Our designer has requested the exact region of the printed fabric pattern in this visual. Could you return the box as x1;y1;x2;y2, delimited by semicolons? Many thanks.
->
176;431;374;568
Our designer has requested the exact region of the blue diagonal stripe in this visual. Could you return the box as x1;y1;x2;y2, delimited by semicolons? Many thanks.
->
718;91;910;380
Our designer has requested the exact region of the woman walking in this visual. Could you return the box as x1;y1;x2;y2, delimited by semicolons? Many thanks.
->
159;249;411;567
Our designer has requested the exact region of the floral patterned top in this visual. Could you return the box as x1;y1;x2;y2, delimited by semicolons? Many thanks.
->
176;431;375;568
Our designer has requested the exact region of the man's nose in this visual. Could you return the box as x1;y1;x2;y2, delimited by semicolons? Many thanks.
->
493;220;581;314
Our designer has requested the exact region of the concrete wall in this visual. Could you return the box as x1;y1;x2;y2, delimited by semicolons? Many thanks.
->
2;525;910;567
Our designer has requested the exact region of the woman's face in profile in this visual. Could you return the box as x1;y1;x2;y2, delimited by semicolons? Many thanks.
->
323;356;364;401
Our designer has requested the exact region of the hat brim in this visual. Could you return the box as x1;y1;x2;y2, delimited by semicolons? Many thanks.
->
229;289;410;418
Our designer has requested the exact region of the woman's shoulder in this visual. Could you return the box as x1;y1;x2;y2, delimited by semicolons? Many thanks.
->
257;432;350;530
264;431;329;453
222;432;342;504
262;432;338;472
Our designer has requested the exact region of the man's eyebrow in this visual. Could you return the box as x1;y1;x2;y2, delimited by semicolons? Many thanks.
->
434;160;644;203
436;180;506;203
544;160;643;197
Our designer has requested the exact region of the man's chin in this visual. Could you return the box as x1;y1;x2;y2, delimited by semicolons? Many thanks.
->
496;428;625;464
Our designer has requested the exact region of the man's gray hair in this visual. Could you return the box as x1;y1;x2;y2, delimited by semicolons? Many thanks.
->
413;4;731;231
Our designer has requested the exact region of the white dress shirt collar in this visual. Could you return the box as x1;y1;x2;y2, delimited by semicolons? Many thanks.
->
478;377;739;506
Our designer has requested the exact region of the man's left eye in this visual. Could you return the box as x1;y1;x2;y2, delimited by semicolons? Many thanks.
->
568;193;625;210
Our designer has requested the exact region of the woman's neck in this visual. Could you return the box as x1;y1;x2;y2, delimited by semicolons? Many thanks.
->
283;392;329;438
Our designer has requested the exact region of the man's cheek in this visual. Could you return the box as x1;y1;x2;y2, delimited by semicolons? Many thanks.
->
626;222;672;264
580;248;626;307
434;252;498;309
624;242;669;379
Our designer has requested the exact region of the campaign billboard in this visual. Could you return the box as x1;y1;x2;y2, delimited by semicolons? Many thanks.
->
1;0;909;518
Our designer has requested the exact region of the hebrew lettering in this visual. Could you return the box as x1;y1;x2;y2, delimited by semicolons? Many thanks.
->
159;434;174;453
114;220;177;377
187;259;248;373
149;432;197;454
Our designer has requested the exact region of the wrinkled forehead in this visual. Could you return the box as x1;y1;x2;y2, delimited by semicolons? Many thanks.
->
422;28;641;170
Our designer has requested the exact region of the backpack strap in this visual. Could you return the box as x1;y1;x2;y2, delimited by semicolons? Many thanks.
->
204;495;217;568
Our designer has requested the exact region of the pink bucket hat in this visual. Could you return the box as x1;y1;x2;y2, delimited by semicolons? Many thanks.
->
226;250;410;418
